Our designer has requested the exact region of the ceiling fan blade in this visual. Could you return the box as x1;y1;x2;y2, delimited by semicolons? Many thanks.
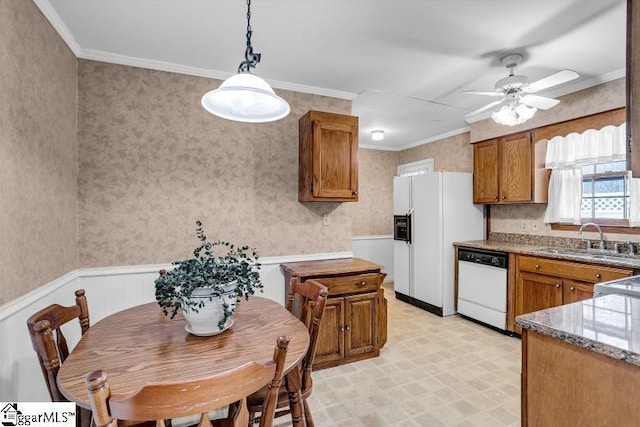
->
465;98;505;118
462;90;503;97
521;94;561;110
524;70;579;92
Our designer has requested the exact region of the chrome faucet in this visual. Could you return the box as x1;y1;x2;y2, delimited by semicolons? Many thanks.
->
578;222;605;250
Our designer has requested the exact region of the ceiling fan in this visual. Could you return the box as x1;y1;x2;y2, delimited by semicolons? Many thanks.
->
464;53;579;118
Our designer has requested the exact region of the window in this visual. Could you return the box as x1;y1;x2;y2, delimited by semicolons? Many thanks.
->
581;160;629;221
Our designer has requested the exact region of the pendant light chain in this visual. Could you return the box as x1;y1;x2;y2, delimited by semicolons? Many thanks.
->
238;0;261;73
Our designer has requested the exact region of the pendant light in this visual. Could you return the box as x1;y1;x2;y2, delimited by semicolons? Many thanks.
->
201;0;290;123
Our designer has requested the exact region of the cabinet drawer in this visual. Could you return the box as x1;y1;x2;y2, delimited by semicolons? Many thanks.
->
518;256;633;283
314;273;380;296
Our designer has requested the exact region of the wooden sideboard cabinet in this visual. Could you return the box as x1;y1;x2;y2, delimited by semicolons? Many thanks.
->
298;110;359;202
514;255;633;333
281;258;387;369
473;131;549;204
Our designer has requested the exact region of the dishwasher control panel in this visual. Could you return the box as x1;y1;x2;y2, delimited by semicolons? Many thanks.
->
458;248;508;269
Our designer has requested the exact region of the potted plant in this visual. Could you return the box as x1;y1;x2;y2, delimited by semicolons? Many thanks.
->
155;220;262;335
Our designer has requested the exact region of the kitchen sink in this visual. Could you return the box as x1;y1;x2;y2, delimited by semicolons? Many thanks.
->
535;247;640;261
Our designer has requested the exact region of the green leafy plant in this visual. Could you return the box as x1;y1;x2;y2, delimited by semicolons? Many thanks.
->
155;220;262;324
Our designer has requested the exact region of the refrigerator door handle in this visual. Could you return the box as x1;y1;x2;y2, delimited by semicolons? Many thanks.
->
406;209;413;245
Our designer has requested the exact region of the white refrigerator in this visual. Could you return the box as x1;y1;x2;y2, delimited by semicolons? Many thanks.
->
393;172;485;316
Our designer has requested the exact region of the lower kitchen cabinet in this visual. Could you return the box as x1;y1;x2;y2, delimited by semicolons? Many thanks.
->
280;258;387;369
514;255;633;333
517;271;563;316
521;329;640;426
314;292;378;366
562;278;596;304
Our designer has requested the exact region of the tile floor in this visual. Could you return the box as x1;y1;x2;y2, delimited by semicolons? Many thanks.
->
278;284;522;427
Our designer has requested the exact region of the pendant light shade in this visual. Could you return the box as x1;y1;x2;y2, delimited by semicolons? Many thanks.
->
201;73;290;123
201;0;290;123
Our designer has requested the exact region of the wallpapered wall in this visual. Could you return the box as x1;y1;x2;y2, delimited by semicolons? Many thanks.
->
352;149;398;235
0;0;78;306
398;132;472;172
77;60;354;267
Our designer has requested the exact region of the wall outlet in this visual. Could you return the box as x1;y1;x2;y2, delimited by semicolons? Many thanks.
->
531;223;539;232
520;222;528;232
322;214;330;226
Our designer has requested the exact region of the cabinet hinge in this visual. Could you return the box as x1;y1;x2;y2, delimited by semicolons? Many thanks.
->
310;183;314;193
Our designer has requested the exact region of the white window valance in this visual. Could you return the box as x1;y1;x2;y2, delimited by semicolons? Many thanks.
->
545;123;626;169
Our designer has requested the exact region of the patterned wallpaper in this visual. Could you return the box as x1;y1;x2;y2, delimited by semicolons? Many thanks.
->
398;132;472;172
77;61;353;267
352;149;397;235
0;0;78;306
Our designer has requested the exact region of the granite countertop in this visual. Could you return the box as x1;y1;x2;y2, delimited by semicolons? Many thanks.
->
594;275;640;296
516;293;640;366
454;240;640;269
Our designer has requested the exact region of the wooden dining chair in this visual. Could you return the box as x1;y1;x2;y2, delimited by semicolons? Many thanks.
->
247;279;328;427
26;289;92;427
86;336;290;427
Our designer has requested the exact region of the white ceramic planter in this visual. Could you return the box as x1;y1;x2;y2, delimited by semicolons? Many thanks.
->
182;282;238;336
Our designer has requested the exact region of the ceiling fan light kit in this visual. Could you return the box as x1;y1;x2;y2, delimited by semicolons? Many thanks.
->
491;103;537;126
464;53;579;126
200;0;290;123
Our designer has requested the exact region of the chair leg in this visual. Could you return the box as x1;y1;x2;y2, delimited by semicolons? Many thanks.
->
78;406;92;427
248;410;255;426
286;390;306;427
302;398;314;427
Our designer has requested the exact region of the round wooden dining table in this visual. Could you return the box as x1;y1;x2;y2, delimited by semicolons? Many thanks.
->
57;297;310;425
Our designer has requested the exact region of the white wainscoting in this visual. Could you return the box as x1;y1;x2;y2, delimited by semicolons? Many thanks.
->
351;235;394;281
0;251;351;402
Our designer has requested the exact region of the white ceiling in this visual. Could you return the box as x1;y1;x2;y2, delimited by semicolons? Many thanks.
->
37;0;627;150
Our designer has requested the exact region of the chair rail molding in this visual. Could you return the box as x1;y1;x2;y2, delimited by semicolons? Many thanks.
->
351;235;393;281
0;251;351;402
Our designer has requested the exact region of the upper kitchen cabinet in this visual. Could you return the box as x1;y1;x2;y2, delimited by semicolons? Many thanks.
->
299;111;359;202
473;131;549;204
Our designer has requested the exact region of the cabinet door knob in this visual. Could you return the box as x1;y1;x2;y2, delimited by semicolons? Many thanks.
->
501;196;506;200
570;286;575;291
357;281;367;287
345;325;350;331
494;196;499;201
535;264;540;269
340;326;345;332
595;273;601;279
555;283;561;288
352;190;358;195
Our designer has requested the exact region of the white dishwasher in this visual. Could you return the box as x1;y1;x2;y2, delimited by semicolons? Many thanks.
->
457;248;508;331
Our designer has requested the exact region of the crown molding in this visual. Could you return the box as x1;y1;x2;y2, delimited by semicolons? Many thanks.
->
359;126;471;151
397;126;471;151
358;143;400;151
544;67;626;99
34;1;357;100
33;0;82;56
358;126;471;151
